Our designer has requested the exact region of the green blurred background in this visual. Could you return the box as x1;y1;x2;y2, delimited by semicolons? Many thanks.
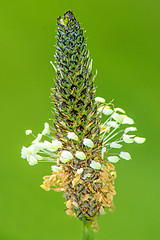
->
0;0;160;239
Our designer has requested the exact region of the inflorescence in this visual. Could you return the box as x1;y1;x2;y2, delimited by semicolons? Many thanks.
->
21;11;145;231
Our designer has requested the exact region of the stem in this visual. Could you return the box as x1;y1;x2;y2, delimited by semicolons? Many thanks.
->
82;219;94;240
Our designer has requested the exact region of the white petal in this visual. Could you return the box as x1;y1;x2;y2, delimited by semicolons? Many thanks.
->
28;155;38;166
134;137;146;144
51;165;62;172
125;127;137;134
83;138;94;148
107;156;120;163
107;121;119;128
123;134;134;143
114;108;126;114
75;151;86;160
76;168;83;175
95;97;105;103
25;130;32;135
122;117;134;125
42;123;50;135
119;151;131;160
101;147;106;159
67;132;78;141
61;150;73;160
103;108;113;115
110;142;122;148
90;160;101;170
111;112;123;123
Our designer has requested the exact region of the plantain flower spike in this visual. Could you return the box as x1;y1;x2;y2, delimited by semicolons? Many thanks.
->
21;11;145;235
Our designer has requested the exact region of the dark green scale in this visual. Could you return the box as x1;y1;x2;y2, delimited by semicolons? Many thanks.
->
52;11;100;146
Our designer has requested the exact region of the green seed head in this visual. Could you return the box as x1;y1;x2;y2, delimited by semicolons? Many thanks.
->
21;11;145;232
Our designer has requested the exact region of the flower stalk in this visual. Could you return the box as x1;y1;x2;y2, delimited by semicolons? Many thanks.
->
83;219;94;240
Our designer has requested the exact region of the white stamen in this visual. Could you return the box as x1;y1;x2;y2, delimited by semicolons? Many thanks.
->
114;108;126;114
43;140;62;152
67;132;78;141
107;121;119;128
111;112;123;123
119;151;131;160
134;137;146;144
125;127;137;134
122;117;134;125
101;147;106;159
32;134;42;144
61;150;73;160
51;165;62;172
90;160;101;170
83;138;94;148
110;142;122;148
103;107;113;116
95;97;105;103
123;134;134;143
76;168;83;175
75;151;86;160
42;123;50;135
27;155;38;166
21;145;39;159
25;130;32;135
107;156;120;163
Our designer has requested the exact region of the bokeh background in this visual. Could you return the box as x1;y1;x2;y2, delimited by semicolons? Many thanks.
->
0;0;160;239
